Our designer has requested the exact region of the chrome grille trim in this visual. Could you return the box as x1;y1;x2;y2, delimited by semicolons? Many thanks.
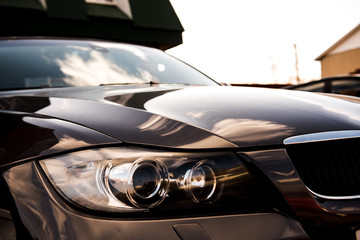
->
306;187;360;200
284;131;360;198
284;130;360;145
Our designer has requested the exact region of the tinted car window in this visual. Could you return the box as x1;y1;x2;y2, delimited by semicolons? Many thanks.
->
290;81;325;92
0;39;218;90
331;79;360;96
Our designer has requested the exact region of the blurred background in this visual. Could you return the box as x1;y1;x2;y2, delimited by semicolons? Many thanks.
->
167;0;360;85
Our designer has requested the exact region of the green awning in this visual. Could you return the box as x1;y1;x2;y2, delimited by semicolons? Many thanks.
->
0;0;45;11
0;0;184;50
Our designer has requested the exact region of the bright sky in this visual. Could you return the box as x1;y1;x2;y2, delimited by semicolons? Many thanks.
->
167;0;360;85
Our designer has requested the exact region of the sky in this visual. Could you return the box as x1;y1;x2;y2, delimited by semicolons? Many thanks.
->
166;0;360;85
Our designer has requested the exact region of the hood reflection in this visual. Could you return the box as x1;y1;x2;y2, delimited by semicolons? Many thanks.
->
138;115;187;137
212;118;295;145
137;115;235;149
114;86;360;147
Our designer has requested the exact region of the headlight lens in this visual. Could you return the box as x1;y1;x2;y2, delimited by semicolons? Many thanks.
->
183;160;217;203
106;157;170;208
40;147;254;213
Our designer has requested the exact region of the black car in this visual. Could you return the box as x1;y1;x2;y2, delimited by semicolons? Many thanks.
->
1;38;360;240
286;76;360;97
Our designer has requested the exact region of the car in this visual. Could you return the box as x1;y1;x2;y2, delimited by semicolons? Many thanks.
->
1;37;360;240
286;76;360;97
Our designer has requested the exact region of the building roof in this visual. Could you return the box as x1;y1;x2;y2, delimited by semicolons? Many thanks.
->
316;24;360;60
0;0;184;50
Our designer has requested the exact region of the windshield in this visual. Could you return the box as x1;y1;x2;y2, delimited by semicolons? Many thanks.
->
0;39;218;90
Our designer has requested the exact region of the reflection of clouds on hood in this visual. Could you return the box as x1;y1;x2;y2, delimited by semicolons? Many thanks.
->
51;135;90;151
212;118;295;143
55;51;158;86
137;115;186;137
286;93;360;122
187;110;215;119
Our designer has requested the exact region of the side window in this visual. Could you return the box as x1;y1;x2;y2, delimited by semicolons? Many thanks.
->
331;79;360;96
293;81;325;92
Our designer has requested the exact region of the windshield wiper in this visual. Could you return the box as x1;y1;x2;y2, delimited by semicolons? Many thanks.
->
99;80;160;86
0;85;69;92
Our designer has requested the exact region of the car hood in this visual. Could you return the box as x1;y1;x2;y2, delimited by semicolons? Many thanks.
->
1;85;360;149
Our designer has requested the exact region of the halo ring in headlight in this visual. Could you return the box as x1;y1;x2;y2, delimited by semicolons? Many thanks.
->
129;162;161;199
126;158;170;208
185;160;217;203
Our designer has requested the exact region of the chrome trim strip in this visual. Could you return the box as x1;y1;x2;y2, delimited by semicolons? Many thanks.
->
283;130;360;145
306;187;360;200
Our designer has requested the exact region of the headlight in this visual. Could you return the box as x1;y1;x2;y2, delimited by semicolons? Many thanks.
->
40;147;254;214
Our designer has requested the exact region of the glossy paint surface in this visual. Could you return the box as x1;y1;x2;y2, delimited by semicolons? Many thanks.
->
135;86;360;147
1;85;359;151
0;112;119;166
0;95;236;153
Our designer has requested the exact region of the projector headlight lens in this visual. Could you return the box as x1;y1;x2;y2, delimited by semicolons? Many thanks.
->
105;158;170;208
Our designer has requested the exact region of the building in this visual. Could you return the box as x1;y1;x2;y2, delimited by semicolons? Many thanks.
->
0;0;184;50
316;24;360;77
